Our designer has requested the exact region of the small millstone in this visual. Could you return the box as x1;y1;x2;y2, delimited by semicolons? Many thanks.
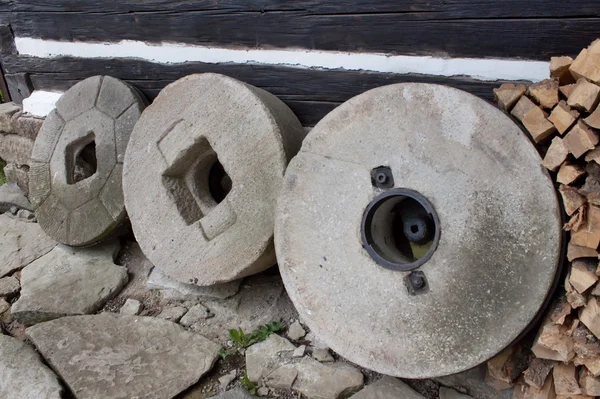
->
313;348;335;362
219;369;237;389
293;345;306;358
180;303;213;327
287;320;306;340
157;306;188;323
0;276;20;297
120;298;142;315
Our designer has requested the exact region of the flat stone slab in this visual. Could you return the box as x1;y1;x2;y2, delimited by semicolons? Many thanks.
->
0;133;33;165
0;182;33;213
0;276;20;297
349;377;425;399
12;241;127;325
0;334;64;398
30;75;146;246
27;314;220;399
276;83;561;378
0;214;56;278
123;73;305;286
147;266;241;300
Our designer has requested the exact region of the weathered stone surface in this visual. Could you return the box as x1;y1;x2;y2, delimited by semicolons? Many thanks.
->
287;320;307;340
208;388;255;399
265;366;298;389
0;334;64;399
276;83;561;378
0;182;32;213
31;75;146;246
11;111;45;141
246;334;296;382
3;162;29;195
349;376;424;399
12;241;127;325
0;214;56;278
147;266;241;300
313;348;335;362
157;306;188;323
0;102;21;133
435;365;513;399
289;358;364;399
0;133;33;165
218;369;237;389
180;303;213;327
0;276;20;297
123;73;305;286
119;298;142;315
439;387;474;399
27;314;220;399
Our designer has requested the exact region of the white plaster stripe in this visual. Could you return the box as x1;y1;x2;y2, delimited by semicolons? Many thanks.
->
15;37;549;83
22;90;63;117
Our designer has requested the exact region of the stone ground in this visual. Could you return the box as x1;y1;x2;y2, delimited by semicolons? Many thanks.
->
0;187;506;399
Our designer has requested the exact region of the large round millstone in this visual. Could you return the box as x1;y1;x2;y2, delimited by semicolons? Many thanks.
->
29;75;147;246
275;83;562;378
123;73;304;286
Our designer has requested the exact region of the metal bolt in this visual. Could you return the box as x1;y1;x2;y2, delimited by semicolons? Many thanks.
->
376;172;387;184
410;274;425;289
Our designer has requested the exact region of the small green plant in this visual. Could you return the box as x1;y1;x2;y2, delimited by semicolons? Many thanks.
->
218;321;284;359
240;371;257;395
0;158;6;186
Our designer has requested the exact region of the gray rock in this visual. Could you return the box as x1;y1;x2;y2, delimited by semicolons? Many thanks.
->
313;348;334;362
0;298;9;314
292;345;306;358
246;334;296;382
0;334;64;399
257;387;269;397
287;358;364;399
349;376;424;399
0;276;20;297
208;388;254;399
119;298;142;315
0;133;33;165
123;73;305;286
0;102;21;133
157;306;188;323
435;365;514;399
264;366;298;389
180;303;213;327
28;314;220;399
276;83;561;378
218;369;237;389
0;214;56;278
439;387;474;399
287;320;306;341
11;111;44;141
31;76;146;246
3;163;29;195
147;266;241;300
11;241;128;325
0;182;32;213
16;209;36;221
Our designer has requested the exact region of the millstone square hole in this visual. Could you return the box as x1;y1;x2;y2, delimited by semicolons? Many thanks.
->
66;132;98;185
361;188;440;271
162;137;233;225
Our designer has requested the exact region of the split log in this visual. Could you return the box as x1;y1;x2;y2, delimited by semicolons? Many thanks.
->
487;344;529;390
553;363;582;396
512;95;538;122
532;318;575;362
550;56;574;85
560;84;576;99
565;207;586;232
580;297;600;338
584;104;600;129
579;369;600;396
548;101;580;135
567;289;588;309
567;78;600;113
564;121;599;159
571;228;600;250
524;375;556;399
572;324;600;359
584;147;600;164
522;107;556;142
570;48;600;84
524;358;554;390
543;137;570;171
583;357;600;377
557;162;586;185
550;299;572;325
570;261;599;292
560;186;586;216
494;83;527;111
529;79;560;109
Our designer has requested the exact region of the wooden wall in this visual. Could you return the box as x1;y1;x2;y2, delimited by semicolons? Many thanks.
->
1;0;600;125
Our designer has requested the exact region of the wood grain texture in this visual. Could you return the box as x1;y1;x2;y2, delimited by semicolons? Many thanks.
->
2;0;600;59
2;54;519;125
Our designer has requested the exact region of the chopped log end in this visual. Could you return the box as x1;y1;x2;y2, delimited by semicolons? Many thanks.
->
512;95;539;122
529;79;560;109
564;122;599;159
522;107;556;143
543;137;570;171
565;207;586;232
560;84;576;99
567;78;600;113
585;104;600;130
551;56;575;85
570;261;599;293
524;359;554;390
557;162;586;185
560;186;586;216
570;48;600;84
580;297;600;339
550;299;573;325
494;83;527;111
553;363;582;396
549;101;580;135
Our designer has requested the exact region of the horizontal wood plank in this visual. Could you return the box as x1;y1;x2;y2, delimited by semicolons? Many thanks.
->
2;54;518;125
1;1;600;60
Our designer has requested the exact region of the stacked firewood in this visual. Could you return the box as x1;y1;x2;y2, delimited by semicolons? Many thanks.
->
487;39;600;398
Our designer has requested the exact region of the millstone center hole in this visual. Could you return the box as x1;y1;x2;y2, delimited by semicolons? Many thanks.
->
362;189;440;270
66;134;98;185
208;160;232;204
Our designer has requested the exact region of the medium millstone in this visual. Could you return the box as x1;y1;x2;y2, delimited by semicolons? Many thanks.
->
275;83;561;378
123;73;304;286
27;314;220;399
29;75;146;246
